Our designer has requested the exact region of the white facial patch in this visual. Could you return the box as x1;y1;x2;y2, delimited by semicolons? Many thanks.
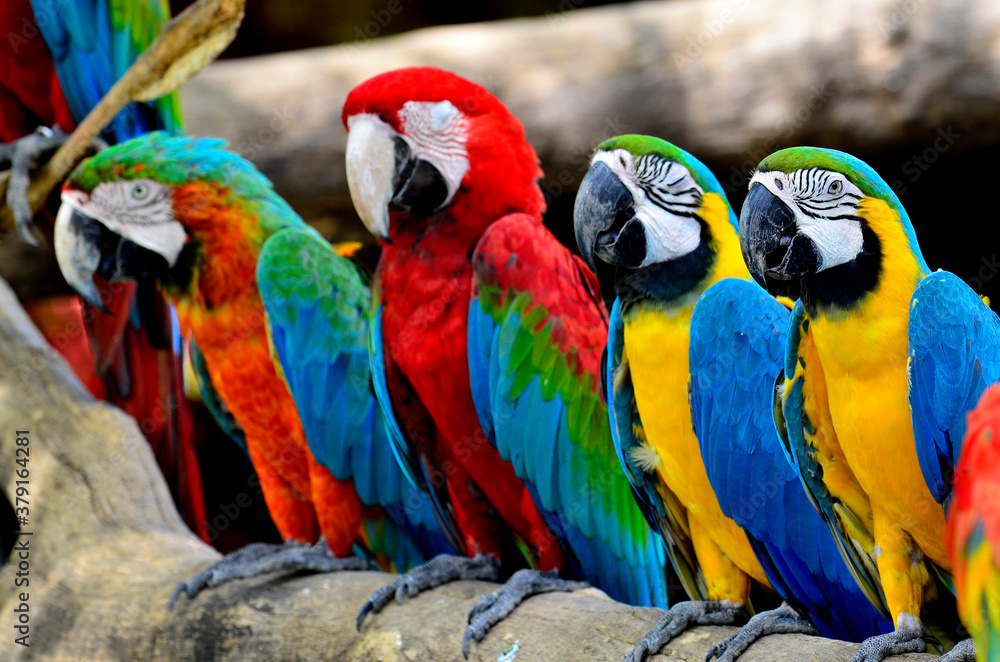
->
397;100;470;206
750;169;865;272
66;179;187;266
593;149;703;266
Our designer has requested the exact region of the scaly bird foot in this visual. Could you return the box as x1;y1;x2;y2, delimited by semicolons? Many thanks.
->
622;600;747;662
0;126;107;245
462;568;588;658
356;553;501;631
169;537;372;608
851;614;941;662
704;603;819;662
939;638;976;662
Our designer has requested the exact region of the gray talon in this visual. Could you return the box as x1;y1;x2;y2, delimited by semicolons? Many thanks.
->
462;568;588;658
168;538;371;608
850;614;940;662
704;603;819;662
357;553;502;631
622;600;748;662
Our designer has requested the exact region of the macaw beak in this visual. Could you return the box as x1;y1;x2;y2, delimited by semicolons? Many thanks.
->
53;190;169;313
739;183;820;297
573;160;641;272
54;193;109;312
345;114;449;243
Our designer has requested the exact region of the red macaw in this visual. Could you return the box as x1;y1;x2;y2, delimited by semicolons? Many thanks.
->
344;67;675;656
948;384;1000;662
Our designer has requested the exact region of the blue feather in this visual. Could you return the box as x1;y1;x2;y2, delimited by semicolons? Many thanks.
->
908;271;1000;508
690;278;892;640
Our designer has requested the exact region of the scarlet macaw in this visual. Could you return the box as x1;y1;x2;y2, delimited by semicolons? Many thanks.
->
344;68;673;656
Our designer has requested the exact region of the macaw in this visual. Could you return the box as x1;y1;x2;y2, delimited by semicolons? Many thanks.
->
948;384;1000;662
740;146;1000;661
343;67;674;656
50;133;452;602
0;0;204;540
573;135;891;661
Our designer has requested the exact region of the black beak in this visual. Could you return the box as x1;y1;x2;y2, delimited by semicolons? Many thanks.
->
54;205;170;313
389;137;449;217
739;183;820;297
574;160;645;272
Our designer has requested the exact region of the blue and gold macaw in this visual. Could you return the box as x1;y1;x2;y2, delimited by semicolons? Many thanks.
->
739;146;1000;661
574;135;891;662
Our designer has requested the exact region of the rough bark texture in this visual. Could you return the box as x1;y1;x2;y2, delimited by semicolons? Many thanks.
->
0;273;938;659
5;0;1000;299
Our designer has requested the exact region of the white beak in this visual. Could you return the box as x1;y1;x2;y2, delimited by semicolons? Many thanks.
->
53;192;108;311
345;113;397;241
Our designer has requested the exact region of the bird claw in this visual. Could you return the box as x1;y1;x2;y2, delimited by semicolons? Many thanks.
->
850;614;941;662
621;600;748;662
704;603;819;662
939;638;976;662
168;538;371;608
356;553;501;631
462;568;587;659
1;125;108;246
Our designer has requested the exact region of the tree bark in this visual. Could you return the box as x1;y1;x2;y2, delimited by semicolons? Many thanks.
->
0;272;938;659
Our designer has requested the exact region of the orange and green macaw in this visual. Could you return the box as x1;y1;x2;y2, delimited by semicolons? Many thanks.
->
50;132;452;600
740;146;1000;661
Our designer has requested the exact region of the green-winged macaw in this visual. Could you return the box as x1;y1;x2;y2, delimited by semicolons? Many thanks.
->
574;135;891;661
343;67;675;657
740;146;1000;661
51;133;453;603
948;384;1000;662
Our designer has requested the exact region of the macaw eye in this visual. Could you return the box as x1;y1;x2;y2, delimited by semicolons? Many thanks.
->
774;179;783;191
827;180;843;195
131;182;150;200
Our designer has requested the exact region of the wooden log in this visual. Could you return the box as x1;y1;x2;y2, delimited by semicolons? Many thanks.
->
0;272;937;660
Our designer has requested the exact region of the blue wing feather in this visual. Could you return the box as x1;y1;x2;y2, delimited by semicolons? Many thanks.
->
908;271;1000;508
257;228;454;570
30;0;179;139
468;224;671;609
690;278;892;641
